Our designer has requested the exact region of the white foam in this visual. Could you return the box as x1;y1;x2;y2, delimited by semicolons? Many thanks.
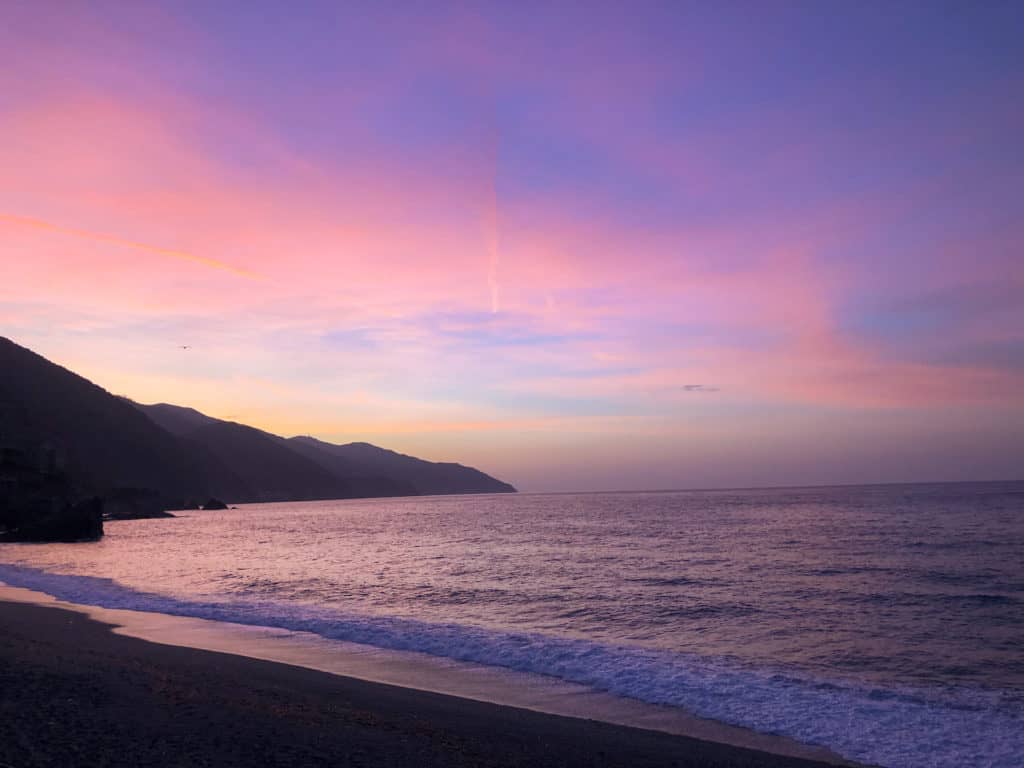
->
1;563;1021;768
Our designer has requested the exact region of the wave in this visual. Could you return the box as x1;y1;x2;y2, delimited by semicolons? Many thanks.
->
1;563;1021;768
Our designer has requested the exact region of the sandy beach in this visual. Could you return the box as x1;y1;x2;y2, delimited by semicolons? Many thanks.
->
0;597;846;768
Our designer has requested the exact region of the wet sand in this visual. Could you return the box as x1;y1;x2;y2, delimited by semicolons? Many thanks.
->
0;598;845;767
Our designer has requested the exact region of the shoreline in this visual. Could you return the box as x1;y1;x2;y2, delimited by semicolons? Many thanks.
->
0;586;856;768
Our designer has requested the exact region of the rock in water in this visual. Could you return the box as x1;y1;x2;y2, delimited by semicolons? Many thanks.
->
202;497;228;510
104;487;175;519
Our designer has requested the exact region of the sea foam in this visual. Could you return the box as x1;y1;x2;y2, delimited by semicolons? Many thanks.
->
1;563;1020;768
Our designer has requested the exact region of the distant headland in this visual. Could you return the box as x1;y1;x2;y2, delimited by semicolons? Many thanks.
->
0;336;515;540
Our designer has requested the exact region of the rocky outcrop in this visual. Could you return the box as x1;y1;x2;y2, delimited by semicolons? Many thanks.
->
0;440;103;541
0;496;103;542
202;497;228;510
103;487;175;519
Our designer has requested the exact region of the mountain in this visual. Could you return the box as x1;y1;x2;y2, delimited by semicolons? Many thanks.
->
133;403;514;497
136;402;219;435
0;336;237;503
276;434;419;498
0;336;516;511
289;436;518;495
133;403;416;501
179;421;356;502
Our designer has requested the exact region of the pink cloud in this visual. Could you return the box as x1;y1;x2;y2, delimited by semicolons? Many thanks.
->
1;0;1021;496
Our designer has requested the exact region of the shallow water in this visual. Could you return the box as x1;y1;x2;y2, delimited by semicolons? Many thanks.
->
2;482;1022;768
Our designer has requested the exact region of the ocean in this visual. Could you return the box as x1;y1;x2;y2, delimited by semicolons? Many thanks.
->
1;482;1022;768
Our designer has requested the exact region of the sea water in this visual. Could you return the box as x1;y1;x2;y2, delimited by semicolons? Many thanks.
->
1;482;1022;768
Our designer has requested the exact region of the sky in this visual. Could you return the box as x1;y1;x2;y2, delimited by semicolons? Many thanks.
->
1;1;1022;492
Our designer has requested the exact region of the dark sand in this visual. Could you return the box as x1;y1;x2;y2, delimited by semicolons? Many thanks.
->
0;599;840;768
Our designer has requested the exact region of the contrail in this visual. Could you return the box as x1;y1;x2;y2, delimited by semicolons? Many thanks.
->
480;81;501;314
0;213;260;280
484;171;500;314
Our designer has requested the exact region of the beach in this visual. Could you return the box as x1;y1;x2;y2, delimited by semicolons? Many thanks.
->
0;597;845;768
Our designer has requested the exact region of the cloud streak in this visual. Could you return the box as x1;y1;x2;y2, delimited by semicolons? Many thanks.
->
0;213;260;280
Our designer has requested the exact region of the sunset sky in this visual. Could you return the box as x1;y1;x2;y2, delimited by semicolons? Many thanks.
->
2;2;1022;491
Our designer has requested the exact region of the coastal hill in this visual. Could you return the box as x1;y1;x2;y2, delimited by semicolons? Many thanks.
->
288;436;517;496
133;402;420;501
0;337;238;505
0;337;516;513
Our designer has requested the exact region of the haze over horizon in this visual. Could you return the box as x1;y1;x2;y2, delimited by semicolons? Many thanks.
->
2;2;1022;492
